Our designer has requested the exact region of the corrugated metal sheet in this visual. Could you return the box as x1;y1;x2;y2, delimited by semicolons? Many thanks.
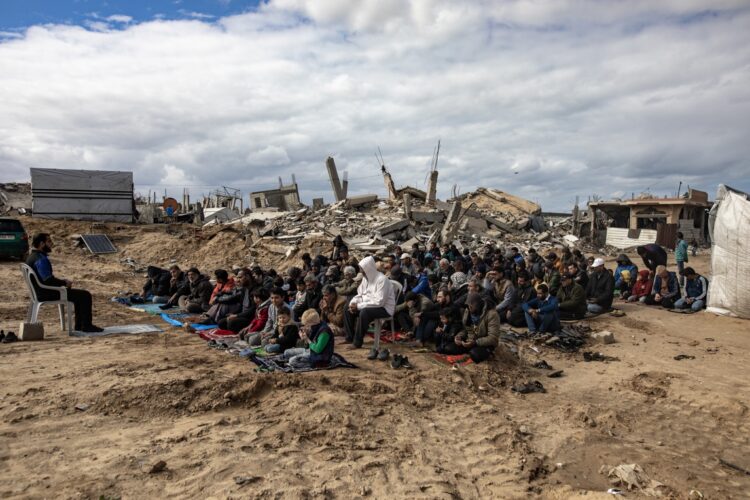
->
605;227;657;249
31;168;133;222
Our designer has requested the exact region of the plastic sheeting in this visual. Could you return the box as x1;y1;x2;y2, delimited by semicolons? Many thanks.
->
708;189;750;319
30;168;133;222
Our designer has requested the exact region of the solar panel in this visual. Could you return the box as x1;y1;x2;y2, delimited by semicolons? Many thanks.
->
80;234;118;254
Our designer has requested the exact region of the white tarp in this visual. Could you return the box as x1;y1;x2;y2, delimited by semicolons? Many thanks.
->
31;168;133;223
708;189;750;319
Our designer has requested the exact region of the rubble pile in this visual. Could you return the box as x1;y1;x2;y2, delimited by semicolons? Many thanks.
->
231;187;585;262
0;182;32;214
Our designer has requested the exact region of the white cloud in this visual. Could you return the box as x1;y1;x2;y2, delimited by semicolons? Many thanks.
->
1;1;749;211
107;15;133;24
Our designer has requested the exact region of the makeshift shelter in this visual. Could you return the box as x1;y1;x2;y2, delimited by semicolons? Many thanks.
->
30;168;134;223
707;185;750;319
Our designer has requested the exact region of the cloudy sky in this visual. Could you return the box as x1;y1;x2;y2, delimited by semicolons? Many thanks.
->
1;1;749;211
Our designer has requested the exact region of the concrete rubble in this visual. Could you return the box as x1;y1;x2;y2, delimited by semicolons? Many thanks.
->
203;182;589;260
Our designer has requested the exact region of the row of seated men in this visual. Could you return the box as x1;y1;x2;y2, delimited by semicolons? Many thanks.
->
140;239;707;364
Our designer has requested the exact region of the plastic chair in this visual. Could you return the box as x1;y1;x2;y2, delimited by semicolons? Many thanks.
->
372;280;403;350
20;264;73;332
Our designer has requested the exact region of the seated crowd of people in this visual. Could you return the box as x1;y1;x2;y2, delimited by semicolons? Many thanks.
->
140;233;707;365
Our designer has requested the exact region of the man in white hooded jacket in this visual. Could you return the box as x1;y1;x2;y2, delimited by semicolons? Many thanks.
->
344;256;396;348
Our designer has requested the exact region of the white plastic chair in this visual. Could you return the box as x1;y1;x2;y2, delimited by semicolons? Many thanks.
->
372;279;403;350
20;264;73;332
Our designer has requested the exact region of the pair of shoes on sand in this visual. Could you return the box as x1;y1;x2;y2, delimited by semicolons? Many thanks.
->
0;330;18;343
389;353;412;369
367;347;390;361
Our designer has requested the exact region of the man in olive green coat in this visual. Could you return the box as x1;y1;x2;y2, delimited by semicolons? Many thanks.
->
557;273;587;320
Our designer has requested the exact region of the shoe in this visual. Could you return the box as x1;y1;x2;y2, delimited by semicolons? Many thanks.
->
511;380;546;394
377;348;390;361
367;348;379;360
390;354;403;369
0;330;5;342
533;360;553;370
400;356;412;369
81;325;104;333
158;303;172;310
2;331;18;343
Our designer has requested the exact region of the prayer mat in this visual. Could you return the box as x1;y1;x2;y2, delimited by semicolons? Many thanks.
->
238;346;271;358
366;330;410;343
247;352;357;373
69;324;162;337
128;303;167;315
430;353;474;367
159;312;217;330
197;328;237;341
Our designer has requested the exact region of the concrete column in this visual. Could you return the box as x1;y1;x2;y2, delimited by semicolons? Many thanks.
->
440;200;461;244
403;193;412;220
426;170;438;207
325;157;344;202
383;172;398;200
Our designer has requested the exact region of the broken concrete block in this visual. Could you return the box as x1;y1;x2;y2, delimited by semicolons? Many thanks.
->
411;210;445;223
515;217;530;230
563;234;579;247
484;215;513;233
346;194;378;207
591;330;616;344
375;219;410;236
459;216;488;233
535;231;550;242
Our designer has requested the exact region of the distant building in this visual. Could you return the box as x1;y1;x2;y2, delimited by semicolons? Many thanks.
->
250;182;301;212
588;189;712;249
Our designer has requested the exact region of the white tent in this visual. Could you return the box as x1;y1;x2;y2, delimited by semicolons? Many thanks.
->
707;186;750;319
30;168;134;223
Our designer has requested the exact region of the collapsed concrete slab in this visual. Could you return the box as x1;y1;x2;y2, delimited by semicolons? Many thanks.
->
345;194;378;207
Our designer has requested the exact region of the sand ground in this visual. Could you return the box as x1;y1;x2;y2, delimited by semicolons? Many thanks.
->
1;219;749;499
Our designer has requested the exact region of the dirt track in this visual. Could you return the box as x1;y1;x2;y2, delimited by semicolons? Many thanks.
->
1;218;749;499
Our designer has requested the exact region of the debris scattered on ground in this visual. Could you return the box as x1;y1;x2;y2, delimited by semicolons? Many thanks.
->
591;330;616;345
511;381;546;394
603;463;671;497
234;475;262;486
583;351;619;362
673;354;696;361
148;460;167;474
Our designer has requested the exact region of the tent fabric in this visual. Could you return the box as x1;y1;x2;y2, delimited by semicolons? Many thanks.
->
708;190;750;319
30;168;133;222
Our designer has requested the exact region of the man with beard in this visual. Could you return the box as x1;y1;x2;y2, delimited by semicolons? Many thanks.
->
26;233;102;332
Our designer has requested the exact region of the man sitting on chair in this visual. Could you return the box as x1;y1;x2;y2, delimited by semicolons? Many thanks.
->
26;233;102;332
343;256;395;349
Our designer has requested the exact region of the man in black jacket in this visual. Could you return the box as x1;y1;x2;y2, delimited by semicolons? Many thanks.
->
636;244;668;272
293;273;322;321
507;271;535;327
218;268;256;332
566;262;588;289
179;267;213;314
26;233;102;332
142;266;172;303
585;258;614;314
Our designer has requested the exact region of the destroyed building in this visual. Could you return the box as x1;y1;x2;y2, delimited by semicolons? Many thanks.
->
0;182;32;214
250;181;301;211
588;189;712;249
